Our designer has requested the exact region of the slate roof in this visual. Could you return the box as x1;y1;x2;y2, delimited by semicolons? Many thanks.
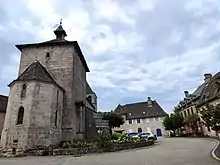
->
197;72;220;107
54;24;67;37
192;83;205;97
15;40;89;72
9;61;64;91
0;95;8;113
115;100;168;119
86;82;94;94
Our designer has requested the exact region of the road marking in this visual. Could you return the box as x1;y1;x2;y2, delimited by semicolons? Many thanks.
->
212;139;220;161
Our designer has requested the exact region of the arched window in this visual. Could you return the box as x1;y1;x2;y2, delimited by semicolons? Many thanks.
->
17;107;24;125
21;84;27;98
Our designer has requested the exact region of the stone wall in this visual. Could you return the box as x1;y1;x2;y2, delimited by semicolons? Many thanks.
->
0;112;5;139
26;140;154;156
27;82;63;148
1;81;35;149
17;44;87;141
1;81;63;149
73;49;86;139
85;107;97;139
86;93;97;111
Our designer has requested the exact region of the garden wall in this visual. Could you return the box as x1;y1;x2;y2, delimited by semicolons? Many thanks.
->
27;140;154;156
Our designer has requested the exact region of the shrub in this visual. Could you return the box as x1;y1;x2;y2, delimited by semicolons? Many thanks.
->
111;132;123;140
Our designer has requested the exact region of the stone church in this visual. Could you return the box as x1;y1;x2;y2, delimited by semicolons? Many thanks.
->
0;22;97;151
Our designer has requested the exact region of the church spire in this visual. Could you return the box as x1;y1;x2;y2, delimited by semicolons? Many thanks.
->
54;19;67;39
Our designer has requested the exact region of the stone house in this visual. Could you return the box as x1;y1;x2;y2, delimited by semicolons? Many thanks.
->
114;97;168;137
0;95;8;138
196;72;220;136
174;85;205;135
0;22;97;151
174;73;220;136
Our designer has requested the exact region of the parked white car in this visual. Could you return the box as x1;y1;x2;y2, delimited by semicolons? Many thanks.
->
138;132;157;141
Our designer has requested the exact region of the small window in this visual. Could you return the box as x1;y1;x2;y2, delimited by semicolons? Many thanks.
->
143;111;146;114
56;90;59;109
21;84;27;98
187;109;190;116
180;113;183;117
137;119;140;123
46;52;50;59
55;110;58;127
191;107;194;114
129;120;132;124
184;111;187;117
13;140;18;144
129;113;131;116
17;107;24;125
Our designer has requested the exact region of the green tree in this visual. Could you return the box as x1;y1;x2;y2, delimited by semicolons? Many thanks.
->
163;116;173;131
163;113;184;136
200;104;220;131
102;112;124;134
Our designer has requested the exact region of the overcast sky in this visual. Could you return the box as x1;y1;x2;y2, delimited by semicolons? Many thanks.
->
1;0;220;113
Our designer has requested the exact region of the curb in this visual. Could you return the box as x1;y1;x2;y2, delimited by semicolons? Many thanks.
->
211;139;220;161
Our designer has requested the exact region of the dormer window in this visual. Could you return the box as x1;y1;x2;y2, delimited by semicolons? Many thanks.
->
87;96;92;102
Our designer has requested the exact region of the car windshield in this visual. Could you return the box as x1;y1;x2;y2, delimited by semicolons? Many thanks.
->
129;133;138;136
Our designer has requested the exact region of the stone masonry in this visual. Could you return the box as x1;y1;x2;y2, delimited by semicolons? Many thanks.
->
0;23;94;151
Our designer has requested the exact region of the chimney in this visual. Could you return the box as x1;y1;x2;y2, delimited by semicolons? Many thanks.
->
147;97;152;107
204;73;212;84
184;91;189;97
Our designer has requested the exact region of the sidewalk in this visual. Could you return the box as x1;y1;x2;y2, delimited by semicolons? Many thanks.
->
213;138;220;160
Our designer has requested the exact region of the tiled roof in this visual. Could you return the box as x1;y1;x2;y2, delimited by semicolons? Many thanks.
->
197;72;220;107
15;40;89;72
115;100;168;119
0;95;8;113
9;61;64;91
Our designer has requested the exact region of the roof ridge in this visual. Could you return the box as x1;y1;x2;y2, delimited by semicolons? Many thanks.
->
123;100;156;106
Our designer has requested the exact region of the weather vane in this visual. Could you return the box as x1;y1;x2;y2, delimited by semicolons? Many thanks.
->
60;18;62;26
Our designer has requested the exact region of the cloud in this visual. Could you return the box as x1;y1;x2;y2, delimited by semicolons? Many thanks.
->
1;0;220;113
93;0;135;25
138;0;155;11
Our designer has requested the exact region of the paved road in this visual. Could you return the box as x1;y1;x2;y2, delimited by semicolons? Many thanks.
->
0;138;219;165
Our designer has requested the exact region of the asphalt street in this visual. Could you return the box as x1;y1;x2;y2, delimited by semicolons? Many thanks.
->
0;138;219;165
